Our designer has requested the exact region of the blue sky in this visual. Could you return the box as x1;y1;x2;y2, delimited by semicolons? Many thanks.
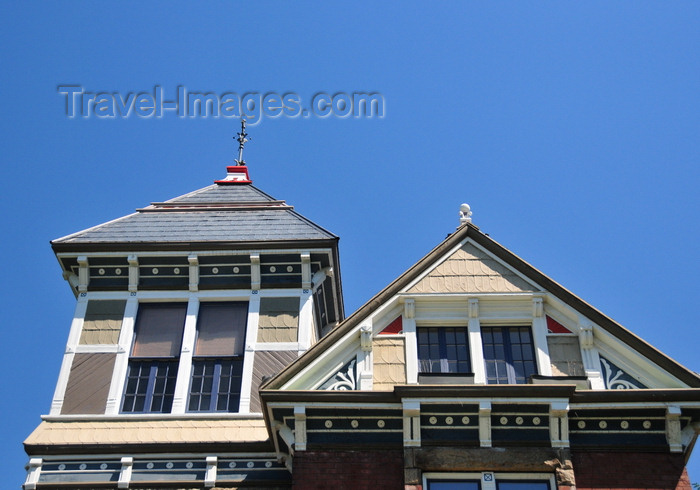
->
2;1;699;486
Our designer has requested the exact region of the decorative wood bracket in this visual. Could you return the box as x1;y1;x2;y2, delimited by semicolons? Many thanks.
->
23;458;42;490
532;297;544;317
479;401;492;448
117;457;133;489
403;400;421;447
469;298;479;318
294;406;307;451
404;298;415;319
666;405;683;453
204;456;217;488
250;253;261;291
301;252;311;289
360;324;373;352
127;254;139;293
550;401;570;448
77;256;89;293
188;254;199;292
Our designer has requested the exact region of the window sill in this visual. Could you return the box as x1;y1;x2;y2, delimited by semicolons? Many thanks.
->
418;373;475;384
529;374;589;390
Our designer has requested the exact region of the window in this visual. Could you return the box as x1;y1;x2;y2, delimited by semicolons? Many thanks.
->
498;483;550;490
417;327;470;374
188;302;248;412
482;326;536;384
122;303;187;413
427;481;479;490
425;474;552;490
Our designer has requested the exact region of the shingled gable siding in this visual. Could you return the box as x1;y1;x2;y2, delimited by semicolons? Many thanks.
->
61;353;117;414
78;300;126;345
572;451;692;490
250;351;299;413
373;337;407;390
257;297;300;343
408;242;538;294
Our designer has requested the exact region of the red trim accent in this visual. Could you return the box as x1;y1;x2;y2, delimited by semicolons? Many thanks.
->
380;316;403;334
546;315;573;334
214;166;252;184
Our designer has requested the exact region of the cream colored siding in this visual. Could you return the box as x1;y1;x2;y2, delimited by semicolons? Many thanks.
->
547;336;585;376
61;353;117;415
408;243;538;294
373;338;406;390
78;300;126;345
25;418;268;446
257;297;299;343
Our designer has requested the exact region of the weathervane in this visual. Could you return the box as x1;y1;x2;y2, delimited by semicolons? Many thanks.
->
234;118;250;166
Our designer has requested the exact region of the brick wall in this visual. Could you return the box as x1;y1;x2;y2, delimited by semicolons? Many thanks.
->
292;450;403;490
573;451;691;490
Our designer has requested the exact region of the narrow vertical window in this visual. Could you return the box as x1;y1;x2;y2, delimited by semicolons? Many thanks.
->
188;302;248;412
417;327;470;374
122;303;187;413
482;326;537;384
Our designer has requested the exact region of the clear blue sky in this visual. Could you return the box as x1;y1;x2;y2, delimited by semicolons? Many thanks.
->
2;2;699;486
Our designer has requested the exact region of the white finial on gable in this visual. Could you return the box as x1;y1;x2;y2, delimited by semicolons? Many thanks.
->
459;203;472;226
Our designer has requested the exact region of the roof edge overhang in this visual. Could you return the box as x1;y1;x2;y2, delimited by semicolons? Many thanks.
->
263;223;700;391
261;385;577;404
571;388;700;404
23;440;276;457
50;237;340;254
260;386;700;406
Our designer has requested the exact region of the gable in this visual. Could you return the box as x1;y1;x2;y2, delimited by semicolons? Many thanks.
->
406;242;539;294
264;223;700;392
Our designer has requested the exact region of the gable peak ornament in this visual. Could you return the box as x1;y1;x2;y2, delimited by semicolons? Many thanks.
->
459;203;472;225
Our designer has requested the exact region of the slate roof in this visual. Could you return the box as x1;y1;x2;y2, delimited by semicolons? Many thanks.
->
52;183;337;249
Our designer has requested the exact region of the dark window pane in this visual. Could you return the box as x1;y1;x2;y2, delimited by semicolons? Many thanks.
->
417;327;470;375
188;358;243;412
482;326;536;384
498;482;549;490
122;360;178;413
429;482;480;490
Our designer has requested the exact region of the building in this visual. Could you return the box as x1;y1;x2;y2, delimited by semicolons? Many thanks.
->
24;137;700;489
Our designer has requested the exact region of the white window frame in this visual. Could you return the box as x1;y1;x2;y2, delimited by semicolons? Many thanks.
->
52;288;305;417
423;472;556;490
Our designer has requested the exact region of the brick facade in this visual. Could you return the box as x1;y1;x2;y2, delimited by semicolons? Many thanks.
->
292;450;404;489
572;451;691;490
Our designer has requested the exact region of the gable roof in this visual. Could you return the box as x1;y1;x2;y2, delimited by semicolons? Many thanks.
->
51;182;337;252
264;222;700;389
